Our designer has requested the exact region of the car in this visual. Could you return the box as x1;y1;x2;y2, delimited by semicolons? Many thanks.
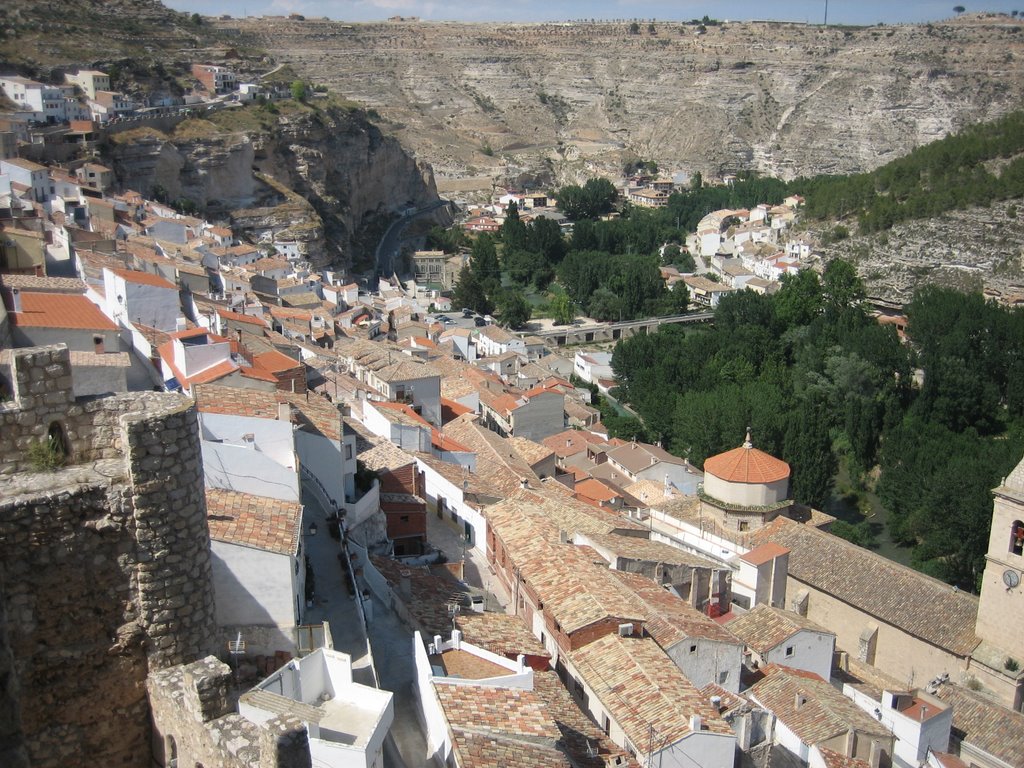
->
462;308;474;318
435;314;451;323
474;317;487;327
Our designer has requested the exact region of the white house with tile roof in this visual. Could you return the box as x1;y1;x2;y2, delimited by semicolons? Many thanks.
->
727;604;835;682
205;488;306;656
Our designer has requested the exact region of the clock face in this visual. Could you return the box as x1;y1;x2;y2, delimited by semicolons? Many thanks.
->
1004;569;1021;589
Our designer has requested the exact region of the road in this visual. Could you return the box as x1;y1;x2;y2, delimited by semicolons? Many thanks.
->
374;200;451;283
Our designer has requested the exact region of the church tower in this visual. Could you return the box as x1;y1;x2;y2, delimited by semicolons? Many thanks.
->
974;456;1024;709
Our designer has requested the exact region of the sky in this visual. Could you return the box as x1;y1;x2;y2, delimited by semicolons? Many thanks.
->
162;1;1023;26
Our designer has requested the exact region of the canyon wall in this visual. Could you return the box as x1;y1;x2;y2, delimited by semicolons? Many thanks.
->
217;15;1024;191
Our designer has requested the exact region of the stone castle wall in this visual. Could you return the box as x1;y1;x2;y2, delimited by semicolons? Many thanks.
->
148;656;312;768
0;344;216;767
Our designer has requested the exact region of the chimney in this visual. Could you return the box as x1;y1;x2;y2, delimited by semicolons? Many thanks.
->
520;477;528;489
689;714;702;732
10;287;22;313
710;695;723;713
399;570;412;599
278;402;291;423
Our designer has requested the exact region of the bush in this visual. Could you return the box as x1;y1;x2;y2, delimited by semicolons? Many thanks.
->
28;438;65;472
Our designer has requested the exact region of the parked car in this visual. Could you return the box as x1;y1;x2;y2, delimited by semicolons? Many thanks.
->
462;308;474;318
474;317;487;327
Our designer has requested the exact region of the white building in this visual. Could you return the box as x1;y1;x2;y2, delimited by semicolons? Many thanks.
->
0;76;66;122
240;648;394;768
1;157;50;202
412;629;537;765
844;686;952;768
569;634;736;768
205;488;305;655
726;604;836;682
474;324;526;358
103;267;181;332
573;350;613;385
64;70;110;99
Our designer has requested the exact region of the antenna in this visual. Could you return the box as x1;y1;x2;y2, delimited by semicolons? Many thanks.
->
824;0;829;26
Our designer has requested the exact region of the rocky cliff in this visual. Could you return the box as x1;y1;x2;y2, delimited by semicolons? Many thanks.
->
106;102;442;267
217;14;1024;193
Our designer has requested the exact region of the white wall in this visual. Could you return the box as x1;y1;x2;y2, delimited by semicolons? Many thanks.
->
295;430;347;508
416;459;487;554
666;638;743;694
512;391;564;441
201;412;296;470
412;632;454;764
763;630;834;682
124;280;180;332
202;441;300;502
704;474;788;507
210;541;299;629
656;732;735;768
71;361;127;397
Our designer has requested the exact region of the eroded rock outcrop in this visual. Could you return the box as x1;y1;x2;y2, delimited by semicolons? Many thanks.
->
107;104;443;268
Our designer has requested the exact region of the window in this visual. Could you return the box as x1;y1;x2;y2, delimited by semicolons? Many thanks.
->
344;443;353;460
1011;520;1024;556
738;520;750;532
785;645;795;658
689;644;698;654
400;515;409;522
718;670;729;685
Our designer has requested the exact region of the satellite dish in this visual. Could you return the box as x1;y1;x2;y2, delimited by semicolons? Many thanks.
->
1003;569;1020;589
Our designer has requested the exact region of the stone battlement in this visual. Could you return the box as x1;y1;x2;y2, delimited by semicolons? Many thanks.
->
0;344;217;768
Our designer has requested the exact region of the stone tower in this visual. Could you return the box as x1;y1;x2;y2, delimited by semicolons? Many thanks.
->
0;345;216;766
974;455;1024;709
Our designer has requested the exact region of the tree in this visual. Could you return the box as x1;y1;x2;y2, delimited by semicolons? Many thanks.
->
496;290;530;328
784;398;836;509
551;293;575;325
290;80;307;101
775;269;823;328
628;21;640;34
690;172;702;190
953;5;966;14
453;267;492;315
191;12;203;25
822;258;864;316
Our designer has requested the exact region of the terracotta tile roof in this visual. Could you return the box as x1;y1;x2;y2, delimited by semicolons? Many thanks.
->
508;436;554;467
571;634;733;747
454;613;550;659
447;729;571;768
703;442;790;484
751;518;980;656
0;274;86;293
541;428;609;458
610;570;741;646
725;605;832;654
741;541;790;566
580;531;718;570
749;665;891;746
622;478;685;506
9;292;117;331
933;682;1024;767
68;350;131;368
371;556;468;638
218;307;266;326
531;670;640;768
373;400;432;428
699;682;748;715
436;682;562;739
487;500;645;635
205;488;302;556
110;267;177;290
194;384;282;420
442;415;539;496
607;441;688;474
816;747;872;768
573;477;621;503
440;396;474;423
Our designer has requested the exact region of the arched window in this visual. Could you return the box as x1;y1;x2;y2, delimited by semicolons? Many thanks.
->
1011;520;1024;557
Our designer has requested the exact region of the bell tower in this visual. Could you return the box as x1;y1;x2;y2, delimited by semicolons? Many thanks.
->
975;457;1024;686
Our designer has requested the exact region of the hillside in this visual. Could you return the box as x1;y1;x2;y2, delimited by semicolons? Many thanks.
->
215;14;1024;194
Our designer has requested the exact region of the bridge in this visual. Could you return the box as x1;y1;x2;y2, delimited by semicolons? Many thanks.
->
533;312;714;346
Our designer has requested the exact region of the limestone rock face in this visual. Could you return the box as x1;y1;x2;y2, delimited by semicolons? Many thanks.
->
108;105;441;268
216;15;1024;190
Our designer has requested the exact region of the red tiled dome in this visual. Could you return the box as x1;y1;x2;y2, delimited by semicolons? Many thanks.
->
704;441;790;484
